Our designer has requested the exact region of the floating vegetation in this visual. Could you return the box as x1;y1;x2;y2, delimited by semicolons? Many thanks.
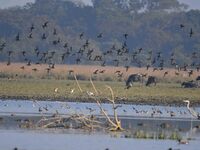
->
170;131;181;140
135;130;150;139
158;132;166;139
122;129;183;140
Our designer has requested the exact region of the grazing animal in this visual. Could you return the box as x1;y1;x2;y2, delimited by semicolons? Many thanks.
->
181;81;198;88
196;76;200;81
146;76;157;86
126;74;143;89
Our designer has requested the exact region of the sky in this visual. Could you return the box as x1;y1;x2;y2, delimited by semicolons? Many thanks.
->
0;0;200;10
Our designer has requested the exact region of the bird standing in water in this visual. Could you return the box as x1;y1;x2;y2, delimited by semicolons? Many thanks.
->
183;100;200;119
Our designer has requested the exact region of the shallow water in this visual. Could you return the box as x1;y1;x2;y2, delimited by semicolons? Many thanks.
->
0;99;200;118
1;99;200;131
0;99;200;150
0;129;200;150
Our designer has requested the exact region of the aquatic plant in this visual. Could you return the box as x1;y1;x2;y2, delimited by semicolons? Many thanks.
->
170;131;181;140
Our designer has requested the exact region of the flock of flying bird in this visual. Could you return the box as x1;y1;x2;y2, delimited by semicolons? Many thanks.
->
0;20;199;79
0;20;200;150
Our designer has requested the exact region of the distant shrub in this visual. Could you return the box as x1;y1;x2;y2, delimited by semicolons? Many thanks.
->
0;72;9;78
76;74;88;80
103;76;113;81
67;75;75;80
66;74;89;81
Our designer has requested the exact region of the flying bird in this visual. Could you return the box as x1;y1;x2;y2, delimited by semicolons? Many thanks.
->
180;24;184;28
15;33;20;41
97;33;103;38
190;28;193;37
42;21;49;28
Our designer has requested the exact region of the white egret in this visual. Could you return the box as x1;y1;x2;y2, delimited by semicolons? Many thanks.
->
183;100;200;119
70;88;74;94
86;91;94;96
54;88;58;93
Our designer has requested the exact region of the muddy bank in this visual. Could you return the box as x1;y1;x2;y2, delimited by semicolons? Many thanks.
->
0;95;200;106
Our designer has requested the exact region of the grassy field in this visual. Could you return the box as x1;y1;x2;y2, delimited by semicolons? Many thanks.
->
0;78;199;105
0;62;199;105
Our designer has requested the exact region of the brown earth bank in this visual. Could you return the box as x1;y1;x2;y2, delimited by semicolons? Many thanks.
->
0;95;200;107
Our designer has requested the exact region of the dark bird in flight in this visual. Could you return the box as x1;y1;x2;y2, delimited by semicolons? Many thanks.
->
8;50;13;56
16;33;20;41
20;66;25;70
124;33;128;39
97;33;103;38
28;33;33;39
42;33;47;40
101;61;106;67
138;48;143;53
21;51;26;57
7;58;11;66
0;42;6;48
30;24;35;32
125;65;129;72
163;71;168;77
32;68;38;72
190;28;193;37
46;68;51;74
53;28;57;35
146;64;150;70
42;21;49;29
27;60;31;66
63;43;68;48
180;24;184;28
99;70;105;73
93;69;98;74
80;32;84;39
68;70;74;75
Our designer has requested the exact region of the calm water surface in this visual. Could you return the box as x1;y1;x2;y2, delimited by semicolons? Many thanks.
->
0;99;200;150
0;129;200;150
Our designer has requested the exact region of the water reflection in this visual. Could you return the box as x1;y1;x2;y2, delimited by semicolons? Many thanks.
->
0;129;199;150
0;99;200;149
0;99;200;118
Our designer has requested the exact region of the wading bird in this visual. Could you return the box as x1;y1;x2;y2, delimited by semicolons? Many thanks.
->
183;100;200;119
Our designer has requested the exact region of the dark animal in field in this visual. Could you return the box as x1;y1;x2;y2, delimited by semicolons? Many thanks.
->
146;76;157;86
196;76;200;81
126;74;143;89
181;81;199;88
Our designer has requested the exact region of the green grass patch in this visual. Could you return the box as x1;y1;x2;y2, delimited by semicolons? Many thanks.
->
0;78;199;104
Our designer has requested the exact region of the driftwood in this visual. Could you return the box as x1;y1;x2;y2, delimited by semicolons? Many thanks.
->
89;79;123;131
36;74;123;131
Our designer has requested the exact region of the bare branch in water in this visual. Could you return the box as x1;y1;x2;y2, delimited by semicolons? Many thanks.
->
35;77;123;131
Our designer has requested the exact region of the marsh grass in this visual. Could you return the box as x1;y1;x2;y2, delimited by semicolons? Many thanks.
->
0;63;198;83
124;130;182;140
0;78;199;104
